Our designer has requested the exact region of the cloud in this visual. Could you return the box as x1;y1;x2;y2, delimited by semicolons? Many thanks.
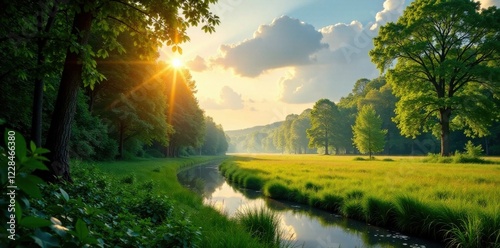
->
201;86;244;110
477;0;499;8
186;56;207;72
278;0;406;103
212;16;328;77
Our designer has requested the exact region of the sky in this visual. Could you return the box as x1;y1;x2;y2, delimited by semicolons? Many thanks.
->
159;0;499;131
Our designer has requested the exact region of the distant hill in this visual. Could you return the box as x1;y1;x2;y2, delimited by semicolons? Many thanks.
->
226;121;283;137
225;121;283;153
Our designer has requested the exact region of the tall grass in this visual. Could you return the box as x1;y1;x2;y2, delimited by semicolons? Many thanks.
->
221;154;500;247
234;207;295;248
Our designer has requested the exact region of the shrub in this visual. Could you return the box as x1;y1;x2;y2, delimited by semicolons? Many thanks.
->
465;141;483;158
120;174;136;184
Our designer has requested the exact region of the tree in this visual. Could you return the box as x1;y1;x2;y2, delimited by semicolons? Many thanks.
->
307;99;339;155
15;0;219;181
370;0;500;156
201;116;228;155
92;33;171;159
352;105;387;159
163;68;205;157
290;110;311;154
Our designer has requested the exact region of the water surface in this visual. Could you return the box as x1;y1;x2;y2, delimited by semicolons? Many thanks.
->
178;163;444;248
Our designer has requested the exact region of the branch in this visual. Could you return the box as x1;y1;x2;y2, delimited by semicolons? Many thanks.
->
107;16;143;34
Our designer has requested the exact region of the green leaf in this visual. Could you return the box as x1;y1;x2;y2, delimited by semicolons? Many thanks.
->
32;229;60;248
172;46;177;53
30;141;36;153
15;131;27;161
22;158;48;171
15;200;22;221
17;175;43;198
20;216;52;228
34;147;50;155
59;188;69;202
75;219;89;241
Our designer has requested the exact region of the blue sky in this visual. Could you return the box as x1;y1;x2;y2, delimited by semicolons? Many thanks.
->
160;0;498;130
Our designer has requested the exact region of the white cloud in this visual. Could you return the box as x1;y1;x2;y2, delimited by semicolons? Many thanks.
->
201;86;244;110
186;56;207;72
212;16;328;77
278;0;406;103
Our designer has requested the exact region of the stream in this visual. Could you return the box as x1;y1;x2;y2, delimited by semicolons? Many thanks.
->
177;163;444;248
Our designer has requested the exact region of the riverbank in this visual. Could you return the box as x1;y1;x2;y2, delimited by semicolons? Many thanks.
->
220;154;500;248
93;156;274;247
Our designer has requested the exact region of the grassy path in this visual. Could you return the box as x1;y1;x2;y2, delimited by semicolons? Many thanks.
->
220;154;500;247
94;156;270;248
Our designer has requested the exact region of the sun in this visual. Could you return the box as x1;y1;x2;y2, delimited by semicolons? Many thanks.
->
171;58;183;68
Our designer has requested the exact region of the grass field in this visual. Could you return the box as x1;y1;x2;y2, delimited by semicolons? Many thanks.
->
93;157;275;248
220;154;500;247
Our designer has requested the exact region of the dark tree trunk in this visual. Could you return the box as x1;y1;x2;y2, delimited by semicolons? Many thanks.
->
31;3;58;147
440;108;451;156
31;75;44;147
118;121;124;159
43;5;94;182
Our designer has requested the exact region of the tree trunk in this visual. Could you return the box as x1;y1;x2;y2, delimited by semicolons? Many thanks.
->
31;76;43;147
31;2;59;147
118;121;124;159
439;108;451;156
324;130;329;155
43;5;94;182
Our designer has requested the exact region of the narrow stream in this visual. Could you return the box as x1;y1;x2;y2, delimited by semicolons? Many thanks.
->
177;163;444;248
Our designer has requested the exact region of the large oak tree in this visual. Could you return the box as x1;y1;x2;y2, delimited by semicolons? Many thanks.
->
370;0;500;156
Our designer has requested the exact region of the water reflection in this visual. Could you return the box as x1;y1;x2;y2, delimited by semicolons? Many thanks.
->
177;164;443;248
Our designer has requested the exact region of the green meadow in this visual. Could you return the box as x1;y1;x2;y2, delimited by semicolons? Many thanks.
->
220;154;500;247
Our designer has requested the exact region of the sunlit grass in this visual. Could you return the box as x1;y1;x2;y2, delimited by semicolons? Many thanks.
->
220;154;500;247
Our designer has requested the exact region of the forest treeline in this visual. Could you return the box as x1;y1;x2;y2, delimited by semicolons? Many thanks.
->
227;77;500;155
1;30;228;160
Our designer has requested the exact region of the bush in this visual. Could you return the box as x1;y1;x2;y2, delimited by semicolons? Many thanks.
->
465;141;483;158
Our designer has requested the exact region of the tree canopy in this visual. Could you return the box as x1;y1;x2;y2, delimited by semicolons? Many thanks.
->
0;0;220;181
352;105;387;159
370;0;500;156
307;99;339;155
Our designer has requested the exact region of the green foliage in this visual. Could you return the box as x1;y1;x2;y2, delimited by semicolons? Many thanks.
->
264;181;290;200
352;105;387;159
370;0;500;156
307;99;339;154
70;92;117;160
465;141;484;158
234;207;288;247
162;69;206;157
201;116;229;155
